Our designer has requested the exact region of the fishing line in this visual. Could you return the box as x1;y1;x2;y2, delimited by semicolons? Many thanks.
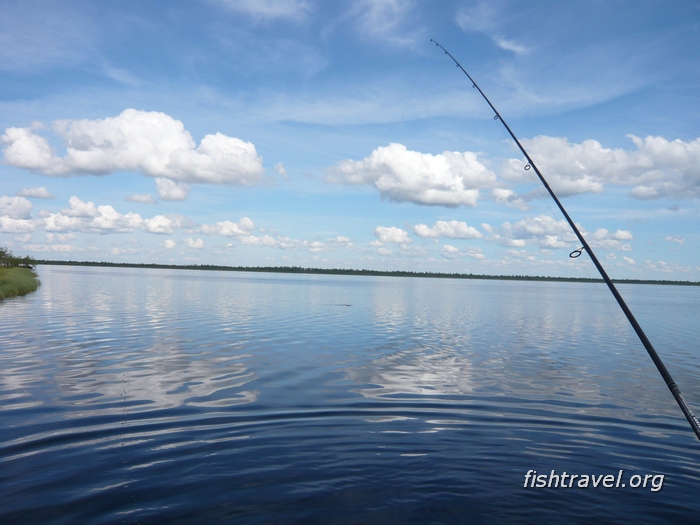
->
430;39;700;441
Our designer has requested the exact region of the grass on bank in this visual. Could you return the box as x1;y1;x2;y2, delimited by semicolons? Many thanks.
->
0;267;41;301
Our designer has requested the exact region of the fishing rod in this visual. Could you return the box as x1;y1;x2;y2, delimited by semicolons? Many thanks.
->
430;39;700;441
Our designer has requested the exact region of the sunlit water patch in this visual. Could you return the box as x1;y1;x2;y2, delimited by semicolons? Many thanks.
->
1;266;699;524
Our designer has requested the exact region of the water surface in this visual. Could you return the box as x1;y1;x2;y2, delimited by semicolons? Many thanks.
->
2;266;699;524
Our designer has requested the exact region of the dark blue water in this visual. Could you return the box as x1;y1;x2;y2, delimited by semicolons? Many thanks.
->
2;266;699;524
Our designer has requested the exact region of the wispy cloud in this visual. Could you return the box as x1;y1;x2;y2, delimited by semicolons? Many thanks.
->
215;0;311;21
349;0;423;48
455;2;528;55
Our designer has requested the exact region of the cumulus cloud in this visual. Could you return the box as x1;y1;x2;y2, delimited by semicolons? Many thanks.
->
413;220;482;240
486;214;633;251
185;238;204;249
501;135;700;199
374;226;412;244
0;217;35;233
329;143;497;207
645;260;692;274
1;109;265;187
17;186;55;199
492;188;528;210
201;217;255;236
0;196;32;219
38;196;188;235
162;239;177;249
46;233;75;242
155;178;190;201
441;244;485;259
125;194;156;204
326;236;353;248
143;215;184;235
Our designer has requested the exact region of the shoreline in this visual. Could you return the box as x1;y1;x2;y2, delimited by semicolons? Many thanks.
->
0;267;41;301
34;259;700;287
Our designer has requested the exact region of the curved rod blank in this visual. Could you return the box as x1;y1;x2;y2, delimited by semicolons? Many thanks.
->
431;38;700;441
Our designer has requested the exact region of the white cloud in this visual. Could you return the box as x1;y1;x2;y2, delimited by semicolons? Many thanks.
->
185;238;204;249
46;233;75;242
623;256;636;265
489;215;576;249
216;0;311;20
201;217;256;236
162;239;177;249
17;186;55;199
155;178;190;201
0;217;35;233
125;194;156;204
239;234;281;247
61;196;99;217
274;162;287;177
374;226;412;244
329;143;497;207
413;220;482;240
2;109;265;185
24;243;79;253
492;188;528;210
143;215;177;234
235;233;325;253
38;196;189;235
588;228;633;251
486;215;633;251
645;260;692;274
377;247;392;256
501;135;700;199
326;236;353;248
0;196;32;219
665;235;685;246
442;244;485;259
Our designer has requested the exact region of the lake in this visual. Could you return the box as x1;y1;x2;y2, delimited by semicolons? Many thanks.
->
2;265;699;524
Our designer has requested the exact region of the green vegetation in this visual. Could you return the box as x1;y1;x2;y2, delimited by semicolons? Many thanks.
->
0;246;40;301
34;259;699;286
0;267;40;301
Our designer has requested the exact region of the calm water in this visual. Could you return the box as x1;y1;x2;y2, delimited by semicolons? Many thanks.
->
2;266;700;524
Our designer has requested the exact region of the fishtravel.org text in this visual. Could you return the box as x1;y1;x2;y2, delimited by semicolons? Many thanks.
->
524;470;664;491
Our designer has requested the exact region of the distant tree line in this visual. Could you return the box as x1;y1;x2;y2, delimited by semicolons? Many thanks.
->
0;246;35;268
32;258;699;286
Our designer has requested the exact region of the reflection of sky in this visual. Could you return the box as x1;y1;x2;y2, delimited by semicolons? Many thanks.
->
3;267;700;441
348;348;475;399
0;266;263;418
340;277;700;434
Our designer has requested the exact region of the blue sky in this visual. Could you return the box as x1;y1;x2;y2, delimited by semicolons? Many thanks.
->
1;0;699;280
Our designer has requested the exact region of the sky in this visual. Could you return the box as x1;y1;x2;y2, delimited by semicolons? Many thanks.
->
1;0;699;280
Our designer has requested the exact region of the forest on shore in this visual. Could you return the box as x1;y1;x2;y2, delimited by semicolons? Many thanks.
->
33;259;700;287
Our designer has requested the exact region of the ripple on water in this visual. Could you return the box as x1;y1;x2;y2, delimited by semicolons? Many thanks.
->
1;267;700;524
